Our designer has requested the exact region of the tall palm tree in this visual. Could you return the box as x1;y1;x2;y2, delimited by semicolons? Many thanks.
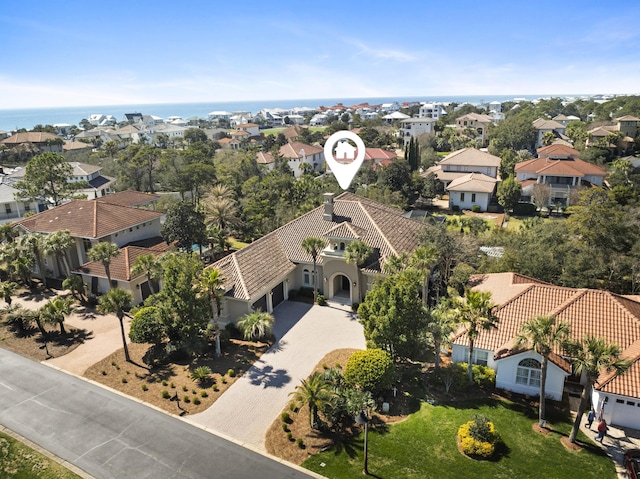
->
19;232;51;289
62;274;86;302
11;255;34;287
202;185;240;231
344;240;373;303
382;253;408;275
0;224;18;243
48;230;74;278
409;245;439;306
98;288;133;362
130;253;162;295
515;315;570;427
40;297;74;334
301;237;326;302
195;268;225;358
289;371;335;429
88;242;120;289
0;281;18;306
428;297;457;370
237;310;275;342
565;336;631;443
455;289;498;384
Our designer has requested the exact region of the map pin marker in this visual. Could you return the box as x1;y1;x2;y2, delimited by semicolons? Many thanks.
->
324;130;366;190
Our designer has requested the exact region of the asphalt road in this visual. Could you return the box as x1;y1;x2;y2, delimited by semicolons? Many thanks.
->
0;348;319;479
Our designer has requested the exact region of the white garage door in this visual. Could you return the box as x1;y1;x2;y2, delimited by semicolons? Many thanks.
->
610;397;640;429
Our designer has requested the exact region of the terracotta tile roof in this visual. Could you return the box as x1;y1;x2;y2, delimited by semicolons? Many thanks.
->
364;148;397;161
63;141;92;151
280;141;324;159
236;123;259;128
0;132;59;145
446;172;497;193
597;340;640;398
75;238;170;281
13;200;163;239
536;144;580;159
95;190;160;207
616;115;640;122
323;221;367;239
469;272;550;305
439;148;501;167
211;193;423;300
256;151;274;165
281;125;303;140
515;157;606;177
532;118;565;130
553;114;569;121
456;113;493;123
587;126;616;137
456;274;640;397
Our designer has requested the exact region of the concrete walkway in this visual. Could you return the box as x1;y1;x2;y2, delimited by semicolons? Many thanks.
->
189;301;365;451
13;291;128;375
579;417;640;478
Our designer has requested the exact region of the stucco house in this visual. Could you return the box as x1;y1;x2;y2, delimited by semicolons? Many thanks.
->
515;144;606;206
0;183;40;223
0;132;63;153
446;173;498;211
532;118;568;148
211;192;423;322
12;191;164;303
452;272;640;430
400;118;435;146
455;113;493;147
256;141;325;177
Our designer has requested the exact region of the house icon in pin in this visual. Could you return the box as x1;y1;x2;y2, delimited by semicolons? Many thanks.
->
334;140;357;162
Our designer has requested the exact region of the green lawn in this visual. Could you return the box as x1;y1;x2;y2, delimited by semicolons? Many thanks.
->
0;430;82;478
261;126;326;136
303;397;615;479
228;237;249;249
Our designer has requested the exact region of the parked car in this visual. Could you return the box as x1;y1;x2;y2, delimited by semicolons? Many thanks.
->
625;449;640;479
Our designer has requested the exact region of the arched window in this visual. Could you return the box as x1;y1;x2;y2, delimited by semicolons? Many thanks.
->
516;358;541;387
303;269;311;286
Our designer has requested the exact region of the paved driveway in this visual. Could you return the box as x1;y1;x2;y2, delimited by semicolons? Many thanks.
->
189;301;365;451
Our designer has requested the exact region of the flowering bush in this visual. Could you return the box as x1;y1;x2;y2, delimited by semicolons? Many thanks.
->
457;415;499;459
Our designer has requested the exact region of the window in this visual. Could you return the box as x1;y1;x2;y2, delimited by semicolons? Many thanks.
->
339;242;345;250
471;193;476;202
616;399;624;404
516;358;541;387
83;239;92;253
5;204;11;214
303;269;312;286
24;203;30;211
460;193;465;201
461;348;488;366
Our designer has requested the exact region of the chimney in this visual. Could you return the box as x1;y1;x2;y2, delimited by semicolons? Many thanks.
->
323;193;334;221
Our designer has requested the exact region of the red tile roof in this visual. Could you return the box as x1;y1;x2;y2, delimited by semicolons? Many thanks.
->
536;144;580;159
13;200;163;239
96;190;160;207
515;157;606;177
279;141;323;159
0;132;60;145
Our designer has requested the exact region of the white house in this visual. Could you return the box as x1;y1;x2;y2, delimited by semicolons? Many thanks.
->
419;103;446;120
532;118;567;148
0;183;40;223
452;272;640;430
400;118;435;146
380;102;400;112
257;141;325;177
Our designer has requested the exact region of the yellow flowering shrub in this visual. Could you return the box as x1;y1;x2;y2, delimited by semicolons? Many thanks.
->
457;416;498;459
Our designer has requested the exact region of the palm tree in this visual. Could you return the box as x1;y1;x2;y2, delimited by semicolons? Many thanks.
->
565;336;631;443
344;240;373;303
515;315;570;427
195;268;225;358
98;288;133;363
62;274;86;302
11;256;34;287
130;253;162;295
19;233;51;289
237;310;274;342
47;230;74;278
409;245;439;306
0;224;17;243
382;253;408;275
88;242;120;289
206;225;231;256
301;237;326;302
0;281;18;306
202;185;240;231
40;297;74;334
428;297;457;370
541;131;556;146
289;371;335;429
455;289;498;384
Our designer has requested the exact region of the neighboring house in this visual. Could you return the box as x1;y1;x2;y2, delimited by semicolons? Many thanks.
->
281;125;304;142
88;114;117;127
310;114;328;126
95;189;160;210
382;111;410;125
211;192;423;322
446;173;498;211
586;116;639;154
146;123;187;144
380;102;400;112
235;123;260;137
364;148;397;169
12;197;164;300
0;131;9;141
0;132;63;153
400;118;435;146
278;141;325;177
515;144;606;205
0;183;40;223
423;147;501;187
419;103;446;120
455;113;493;147
532;118;567;148
218;138;242;150
452;272;640;431
53;123;74;136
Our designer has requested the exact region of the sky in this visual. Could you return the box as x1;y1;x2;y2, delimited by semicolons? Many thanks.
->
2;0;640;109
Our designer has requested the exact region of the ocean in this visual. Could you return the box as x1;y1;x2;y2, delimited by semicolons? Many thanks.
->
0;95;553;132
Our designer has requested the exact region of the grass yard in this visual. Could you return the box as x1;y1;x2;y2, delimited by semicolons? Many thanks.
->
303;397;615;479
228;237;249;249
261;126;326;136
0;430;82;478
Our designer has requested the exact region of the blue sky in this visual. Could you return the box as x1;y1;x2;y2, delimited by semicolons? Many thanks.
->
2;0;640;108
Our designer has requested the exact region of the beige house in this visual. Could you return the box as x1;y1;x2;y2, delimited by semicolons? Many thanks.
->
211;192;423;322
0;132;63;153
532;118;567;148
456;113;493;146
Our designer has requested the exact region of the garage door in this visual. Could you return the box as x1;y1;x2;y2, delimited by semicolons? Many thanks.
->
611;397;640;429
271;283;285;309
252;294;267;312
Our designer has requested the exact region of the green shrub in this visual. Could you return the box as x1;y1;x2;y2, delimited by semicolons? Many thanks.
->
121;377;128;384
513;202;537;216
344;348;395;394
193;397;201;405
212;385;219;392
162;390;170;399
451;205;460;212
162;380;168;386
200;391;208;398
170;382;175;388
433;363;467;393
282;423;289;432
227;369;235;378
316;294;327;306
289;403;298;412
191;366;212;384
471;205;481;213
183;395;190;403
281;412;291;423
182;385;188;392
287;432;294;441
101;370;107;376
221;377;227;384
141;384;148;391
351;302;360;312
471;364;496;387
296;438;305;449
457;415;499;459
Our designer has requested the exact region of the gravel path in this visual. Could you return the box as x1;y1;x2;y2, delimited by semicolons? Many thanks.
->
188;301;365;451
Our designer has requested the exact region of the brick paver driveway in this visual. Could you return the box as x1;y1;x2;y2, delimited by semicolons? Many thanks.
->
188;300;365;451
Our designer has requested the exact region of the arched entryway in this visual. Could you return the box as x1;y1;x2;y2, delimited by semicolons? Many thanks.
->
331;273;352;304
